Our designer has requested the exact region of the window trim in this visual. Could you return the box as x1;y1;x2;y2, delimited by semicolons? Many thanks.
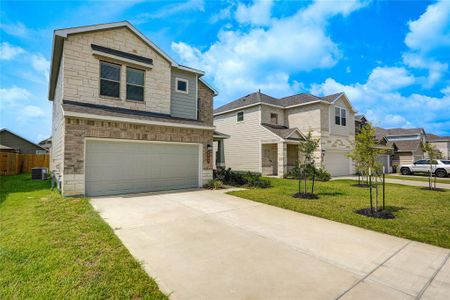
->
270;112;278;125
335;106;347;127
236;111;244;123
99;60;121;99
175;77;189;94
335;107;341;126
126;66;145;102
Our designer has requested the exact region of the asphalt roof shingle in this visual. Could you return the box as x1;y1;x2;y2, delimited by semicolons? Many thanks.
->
214;91;344;114
261;123;303;139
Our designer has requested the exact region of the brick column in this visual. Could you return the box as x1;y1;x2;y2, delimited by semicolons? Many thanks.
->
277;142;287;178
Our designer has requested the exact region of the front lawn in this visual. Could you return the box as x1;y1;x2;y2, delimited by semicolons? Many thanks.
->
385;174;450;184
229;178;450;248
0;174;166;299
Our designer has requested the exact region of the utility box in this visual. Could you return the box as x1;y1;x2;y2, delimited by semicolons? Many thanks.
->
31;167;48;180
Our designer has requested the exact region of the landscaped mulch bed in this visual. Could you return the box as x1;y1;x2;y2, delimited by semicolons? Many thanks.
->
355;208;395;219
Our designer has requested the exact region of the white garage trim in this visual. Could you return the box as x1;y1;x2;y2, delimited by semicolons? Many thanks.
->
83;137;203;195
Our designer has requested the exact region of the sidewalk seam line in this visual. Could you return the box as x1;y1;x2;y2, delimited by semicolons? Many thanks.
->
416;250;450;300
335;241;411;300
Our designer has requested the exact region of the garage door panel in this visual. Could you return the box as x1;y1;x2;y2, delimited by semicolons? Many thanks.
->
324;151;351;176
85;140;200;196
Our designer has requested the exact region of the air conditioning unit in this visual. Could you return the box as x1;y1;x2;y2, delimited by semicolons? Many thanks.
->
31;167;48;180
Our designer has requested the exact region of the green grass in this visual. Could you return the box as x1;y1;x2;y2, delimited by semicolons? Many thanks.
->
0;174;166;299
229;178;450;249
385;174;450;184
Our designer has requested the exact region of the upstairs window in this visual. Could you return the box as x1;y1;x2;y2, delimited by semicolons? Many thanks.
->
100;61;120;98
237;111;244;122
126;67;145;101
335;107;341;125
335;107;347;126
270;113;278;124
341;108;347;126
176;78;188;93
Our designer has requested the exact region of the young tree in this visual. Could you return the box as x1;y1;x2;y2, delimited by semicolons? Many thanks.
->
348;123;382;178
297;130;320;197
422;142;441;190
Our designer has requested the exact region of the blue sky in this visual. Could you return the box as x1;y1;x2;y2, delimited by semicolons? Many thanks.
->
1;0;449;143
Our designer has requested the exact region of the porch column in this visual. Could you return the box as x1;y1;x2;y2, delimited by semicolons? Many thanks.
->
216;139;225;168
277;142;287;178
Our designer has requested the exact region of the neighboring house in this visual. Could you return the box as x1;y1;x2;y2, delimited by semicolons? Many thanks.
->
354;114;368;134
0;129;47;154
375;127;426;166
38;137;52;152
426;134;450;159
214;91;356;177
49;21;217;197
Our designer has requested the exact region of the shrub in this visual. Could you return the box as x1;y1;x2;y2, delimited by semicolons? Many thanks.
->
214;168;247;186
204;179;223;190
214;168;271;188
244;172;271;188
284;165;331;182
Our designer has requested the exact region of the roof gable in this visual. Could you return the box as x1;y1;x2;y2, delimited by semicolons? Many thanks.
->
49;21;217;99
214;91;352;115
0;129;46;151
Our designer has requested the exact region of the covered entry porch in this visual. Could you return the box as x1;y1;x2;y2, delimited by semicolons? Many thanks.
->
261;142;301;177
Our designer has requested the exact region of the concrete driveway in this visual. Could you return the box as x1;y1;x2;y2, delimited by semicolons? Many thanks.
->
91;189;449;300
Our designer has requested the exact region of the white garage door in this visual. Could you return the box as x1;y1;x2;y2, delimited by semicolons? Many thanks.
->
85;140;200;196
323;151;351;176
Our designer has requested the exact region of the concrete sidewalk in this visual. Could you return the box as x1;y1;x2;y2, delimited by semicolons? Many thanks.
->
91;189;450;300
333;175;450;189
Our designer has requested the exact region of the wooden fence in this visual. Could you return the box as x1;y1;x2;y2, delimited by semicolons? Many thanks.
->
0;153;49;176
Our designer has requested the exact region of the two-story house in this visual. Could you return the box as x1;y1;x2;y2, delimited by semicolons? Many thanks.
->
48;22;217;196
213;91;356;177
375;127;426;166
426;134;450;159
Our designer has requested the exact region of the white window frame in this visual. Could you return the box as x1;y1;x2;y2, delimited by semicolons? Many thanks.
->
335;106;347;127
175;77;189;94
126;66;145;102
236;111;244;123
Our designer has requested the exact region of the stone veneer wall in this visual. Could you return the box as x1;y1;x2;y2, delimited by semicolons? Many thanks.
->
62;117;213;196
62;27;172;114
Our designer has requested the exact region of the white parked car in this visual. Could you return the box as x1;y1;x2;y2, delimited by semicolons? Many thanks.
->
400;159;450;178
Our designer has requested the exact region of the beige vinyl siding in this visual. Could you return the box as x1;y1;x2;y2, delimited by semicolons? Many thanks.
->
171;69;197;119
214;105;280;173
261;105;285;126
329;97;355;137
399;153;414;165
430;141;450;159
285;103;322;135
51;57;65;173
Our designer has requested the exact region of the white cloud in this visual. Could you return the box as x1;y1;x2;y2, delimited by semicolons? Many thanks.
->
0;22;29;38
0;86;32;104
404;0;450;53
402;53;448;88
235;0;274;26
30;54;50;80
366;67;415;91
172;0;368;103
209;6;233;24
400;0;450;89
0;42;25;60
134;0;204;23
441;86;450;96
21;105;45;118
310;73;450;134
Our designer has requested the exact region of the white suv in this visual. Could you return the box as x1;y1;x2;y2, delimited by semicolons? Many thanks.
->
400;159;450;178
